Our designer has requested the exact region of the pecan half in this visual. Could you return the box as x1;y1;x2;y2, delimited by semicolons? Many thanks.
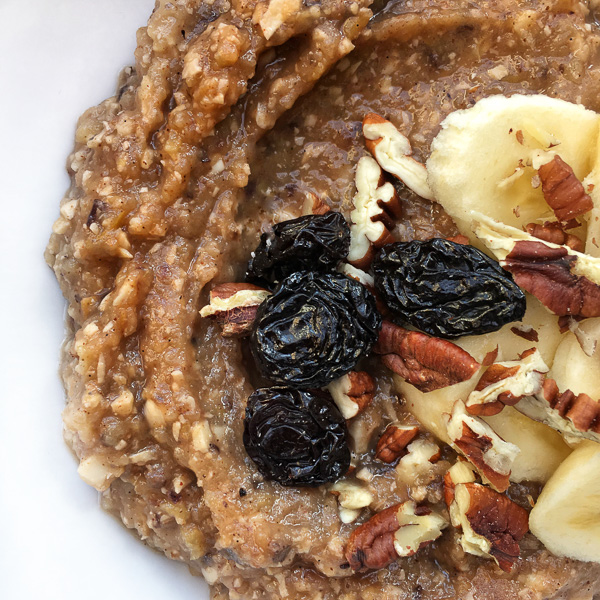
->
374;320;480;392
449;482;529;572
538;155;593;223
200;283;270;336
525;221;584;253
363;114;434;200
503;240;600;318
445;401;519;492
516;377;600;442
466;349;548;416
327;371;375;420
348;156;401;269
375;423;419;463
302;191;331;216
345;501;448;571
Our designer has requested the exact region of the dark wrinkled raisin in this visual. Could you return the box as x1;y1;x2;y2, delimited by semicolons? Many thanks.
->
251;271;382;388
373;239;526;338
243;386;351;486
246;212;350;289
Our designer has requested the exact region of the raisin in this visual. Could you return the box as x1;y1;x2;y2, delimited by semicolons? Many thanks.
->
373;239;526;338
243;386;351;486
251;271;382;388
246;212;350;289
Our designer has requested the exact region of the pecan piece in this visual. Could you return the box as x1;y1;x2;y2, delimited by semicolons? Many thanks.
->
445;401;519;492
503;241;600;318
466;349;548;416
327;371;375;420
516;377;600;442
330;480;374;523
374;320;480;392
345;501;448;571
443;460;477;507
302;191;331;216
375;423;419;463
449;482;529;572
348;156;401;269
538;155;593;223
363;114;434;200
525;221;584;253
473;215;600;318
200;283;270;336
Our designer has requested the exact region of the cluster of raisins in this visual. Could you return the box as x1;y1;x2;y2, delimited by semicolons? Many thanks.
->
237;212;526;489
244;213;380;486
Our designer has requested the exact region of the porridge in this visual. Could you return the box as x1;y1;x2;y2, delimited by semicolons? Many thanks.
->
46;1;600;599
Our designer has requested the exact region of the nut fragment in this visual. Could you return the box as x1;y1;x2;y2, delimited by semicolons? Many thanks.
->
330;480;374;512
525;221;584;253
363;114;434;200
515;377;600;442
302;191;331;216
327;371;375;420
445;401;519;492
348;156;401;269
374;320;480;392
466;349;549;416
200;283;271;336
473;215;600;318
345;501;448;571
375;423;419;463
449;482;529;572
443;460;477;507
538;155;593;223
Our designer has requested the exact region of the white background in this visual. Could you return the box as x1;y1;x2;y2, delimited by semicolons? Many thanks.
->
0;2;209;598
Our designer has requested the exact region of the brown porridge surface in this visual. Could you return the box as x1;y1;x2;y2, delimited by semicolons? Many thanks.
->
46;0;600;598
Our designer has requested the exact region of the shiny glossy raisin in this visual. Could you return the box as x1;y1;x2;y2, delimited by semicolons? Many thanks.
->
243;386;351;486
251;271;382;388
246;212;350;289
373;239;526;338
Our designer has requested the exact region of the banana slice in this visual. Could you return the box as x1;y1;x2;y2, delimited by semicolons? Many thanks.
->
530;441;600;562
427;94;600;244
483;407;571;483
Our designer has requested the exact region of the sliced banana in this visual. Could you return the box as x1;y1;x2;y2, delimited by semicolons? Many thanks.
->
530;441;600;562
483;407;571;483
427;94;600;244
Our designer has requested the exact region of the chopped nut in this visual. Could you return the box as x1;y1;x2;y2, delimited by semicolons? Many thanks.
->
557;316;597;356
330;480;374;510
525;221;584;253
78;455;124;492
374;320;480;392
111;389;135;416
191;419;212;453
538;155;593;223
443;460;477;507
449;482;529;572
445;401;520;492
466;349;549;416
395;439;442;502
516;377;600;442
302;191;331;216
339;263;375;288
327;371;375;419
348;156;401;269
375;423;419;463
447;234;470;245
200;283;271;336
345;501;448;571
362;114;434;200
473;215;600;318
510;324;539;343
